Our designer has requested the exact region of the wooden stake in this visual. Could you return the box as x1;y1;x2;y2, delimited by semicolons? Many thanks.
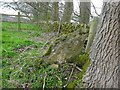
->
17;12;20;31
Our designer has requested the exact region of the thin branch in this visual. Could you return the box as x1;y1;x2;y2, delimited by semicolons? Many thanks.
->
3;2;32;20
43;72;47;90
78;1;100;18
68;63;82;72
91;2;100;16
86;6;94;18
73;11;80;17
63;67;74;88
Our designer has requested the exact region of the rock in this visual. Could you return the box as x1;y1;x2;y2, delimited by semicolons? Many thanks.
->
42;29;88;64
49;64;59;69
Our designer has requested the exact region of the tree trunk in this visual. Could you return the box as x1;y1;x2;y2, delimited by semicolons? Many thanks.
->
43;2;49;22
32;2;49;22
79;1;91;24
85;17;99;52
82;1;120;88
52;2;59;21
62;1;73;22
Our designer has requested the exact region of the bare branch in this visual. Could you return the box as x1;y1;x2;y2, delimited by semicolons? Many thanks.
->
43;72;47;90
91;2;100;16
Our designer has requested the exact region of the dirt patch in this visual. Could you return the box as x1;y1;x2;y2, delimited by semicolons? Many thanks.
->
13;45;36;53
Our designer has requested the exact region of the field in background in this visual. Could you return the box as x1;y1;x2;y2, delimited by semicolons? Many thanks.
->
2;22;40;31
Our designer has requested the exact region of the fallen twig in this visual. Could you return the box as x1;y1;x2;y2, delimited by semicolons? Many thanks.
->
63;66;74;88
55;75;61;81
43;72;47;90
68;63;82;72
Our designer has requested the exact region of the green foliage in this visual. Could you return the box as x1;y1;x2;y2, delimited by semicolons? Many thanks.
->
0;60;1;89
0;31;2;58
77;60;90;87
2;29;63;88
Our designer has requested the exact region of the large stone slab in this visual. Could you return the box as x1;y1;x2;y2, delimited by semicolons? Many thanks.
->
42;30;88;64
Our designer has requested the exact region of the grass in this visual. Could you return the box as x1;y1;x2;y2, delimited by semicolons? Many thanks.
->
2;29;82;88
2;29;46;88
2;28;64;88
2;22;41;31
2;22;90;88
2;30;42;58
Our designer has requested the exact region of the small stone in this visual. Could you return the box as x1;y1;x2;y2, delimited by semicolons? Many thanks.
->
49;64;59;69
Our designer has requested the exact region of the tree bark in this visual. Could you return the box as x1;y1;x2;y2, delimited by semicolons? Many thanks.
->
83;1;120;88
79;1;91;24
31;2;49;22
85;17;99;52
62;1;73;22
52;2;59;21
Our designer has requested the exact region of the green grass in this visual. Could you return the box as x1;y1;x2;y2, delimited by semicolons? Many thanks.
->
2;29;46;88
2;30;42;58
2;29;79;88
2;22;41;31
2;29;64;88
2;22;90;88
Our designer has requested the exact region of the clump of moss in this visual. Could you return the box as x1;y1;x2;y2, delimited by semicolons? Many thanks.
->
47;22;89;35
76;53;89;68
44;44;53;56
76;59;90;87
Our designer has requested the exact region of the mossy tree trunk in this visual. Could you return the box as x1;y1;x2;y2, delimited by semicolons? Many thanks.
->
83;1;120;88
85;17;99;52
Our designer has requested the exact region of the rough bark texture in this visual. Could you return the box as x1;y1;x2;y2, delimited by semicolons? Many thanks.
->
83;1;120;88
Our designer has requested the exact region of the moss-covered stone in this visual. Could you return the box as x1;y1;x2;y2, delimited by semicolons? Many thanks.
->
42;22;90;65
42;29;88;64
